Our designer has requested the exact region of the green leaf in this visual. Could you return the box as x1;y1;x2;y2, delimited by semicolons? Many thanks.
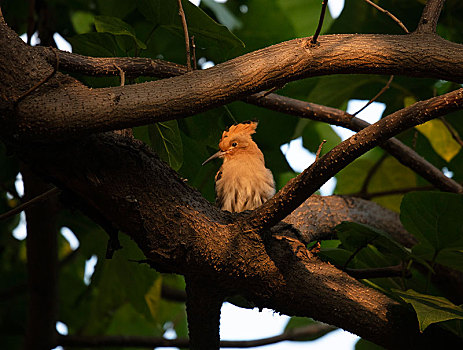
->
307;75;377;109
336;222;412;261
70;11;95;34
302;121;341;156
276;0;333;38
201;0;242;31
368;156;417;212
415;119;461;162
94;15;147;49
393;289;463;332
138;0;243;54
149;120;184;171
97;0;137;18
69;32;122;57
355;338;385;350
284;317;334;341
400;192;463;254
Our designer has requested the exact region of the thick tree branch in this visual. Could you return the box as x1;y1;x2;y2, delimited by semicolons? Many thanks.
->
12;133;461;349
247;88;463;231
1;14;463;348
3;31;463;141
32;47;463;194
415;0;446;33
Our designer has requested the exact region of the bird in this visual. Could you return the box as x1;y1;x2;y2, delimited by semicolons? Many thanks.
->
202;121;275;212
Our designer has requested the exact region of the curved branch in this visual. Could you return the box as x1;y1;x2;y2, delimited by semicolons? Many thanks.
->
32;47;463;194
415;0;446;33
247;88;463;230
5;32;463;141
13;132;461;348
245;93;463;194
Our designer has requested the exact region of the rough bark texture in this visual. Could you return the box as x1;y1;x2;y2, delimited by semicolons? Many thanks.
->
1;8;463;349
2;33;463;142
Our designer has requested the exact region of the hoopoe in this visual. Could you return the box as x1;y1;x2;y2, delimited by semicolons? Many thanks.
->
202;121;275;212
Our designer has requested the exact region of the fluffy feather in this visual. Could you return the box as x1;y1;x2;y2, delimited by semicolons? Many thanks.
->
204;121;275;212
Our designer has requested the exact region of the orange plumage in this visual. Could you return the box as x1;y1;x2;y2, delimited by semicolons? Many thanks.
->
202;121;275;212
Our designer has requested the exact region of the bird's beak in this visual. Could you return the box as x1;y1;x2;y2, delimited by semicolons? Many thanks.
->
202;150;225;165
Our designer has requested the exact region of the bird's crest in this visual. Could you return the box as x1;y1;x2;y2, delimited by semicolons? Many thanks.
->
221;120;258;141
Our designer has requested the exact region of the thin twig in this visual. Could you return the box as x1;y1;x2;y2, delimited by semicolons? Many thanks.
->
363;0;409;33
353;75;394;116
56;323;335;348
415;0;446;34
354;185;436;200
359;153;388;195
190;35;197;70
315;140;327;161
0;187;60;221
113;64;125;86
14;48;59;106
310;0;329;45
177;0;192;71
344;264;410;279
440;117;463;147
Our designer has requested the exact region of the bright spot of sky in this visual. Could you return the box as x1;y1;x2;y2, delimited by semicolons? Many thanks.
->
332;100;386;140
61;227;80;250
84;255;98;285
220;303;359;350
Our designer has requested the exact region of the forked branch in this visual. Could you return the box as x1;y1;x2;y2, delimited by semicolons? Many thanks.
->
246;87;463;230
415;0;446;33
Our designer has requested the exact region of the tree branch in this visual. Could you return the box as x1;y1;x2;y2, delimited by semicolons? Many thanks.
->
344;264;410;279
310;0;329;45
5;32;463;141
415;0;446;33
185;276;223;349
56;323;335;348
363;0;409;33
0;186;60;221
246;87;463;231
245;93;463;194
32;47;463;194
11;130;461;349
177;0;192;71
22;168;59;350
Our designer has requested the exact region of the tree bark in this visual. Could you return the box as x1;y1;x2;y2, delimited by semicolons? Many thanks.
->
23;167;59;350
1;10;463;349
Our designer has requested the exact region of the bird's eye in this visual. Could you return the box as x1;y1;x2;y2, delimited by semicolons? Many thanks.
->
231;142;237;147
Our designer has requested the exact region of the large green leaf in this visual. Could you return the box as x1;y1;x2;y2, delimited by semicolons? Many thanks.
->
149;120;184;171
368;156;417;212
400;192;463;253
97;0;137;18
94;15;147;49
68;32;122;57
394;289;463;332
336;222;412;261
137;0;243;55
